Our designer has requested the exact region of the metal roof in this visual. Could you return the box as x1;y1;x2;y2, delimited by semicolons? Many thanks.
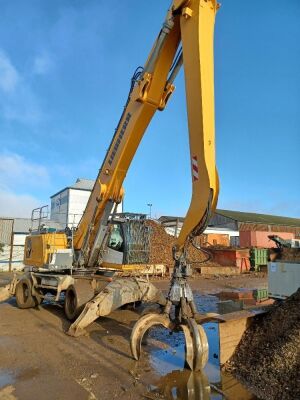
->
70;178;95;191
158;216;184;223
216;209;300;227
159;209;300;228
50;178;95;198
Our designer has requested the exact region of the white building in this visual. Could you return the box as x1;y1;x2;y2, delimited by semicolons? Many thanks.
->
50;178;123;228
158;214;240;246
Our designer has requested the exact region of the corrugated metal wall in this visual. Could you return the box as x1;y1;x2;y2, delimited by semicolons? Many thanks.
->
0;218;13;245
209;214;238;230
0;218;14;271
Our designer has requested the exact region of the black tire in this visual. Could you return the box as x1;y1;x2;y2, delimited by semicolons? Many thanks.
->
64;281;94;321
15;277;37;309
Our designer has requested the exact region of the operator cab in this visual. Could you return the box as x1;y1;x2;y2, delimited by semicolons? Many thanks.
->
103;213;150;266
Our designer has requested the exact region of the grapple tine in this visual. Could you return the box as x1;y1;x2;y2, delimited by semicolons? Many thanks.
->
130;251;212;371
181;324;194;370
182;320;209;371
196;324;209;370
130;313;174;360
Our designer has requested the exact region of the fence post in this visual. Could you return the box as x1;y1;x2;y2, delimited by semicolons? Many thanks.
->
8;219;14;272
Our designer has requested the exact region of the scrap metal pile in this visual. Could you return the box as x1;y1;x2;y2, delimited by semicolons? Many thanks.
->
270;247;300;262
146;220;209;268
226;289;300;400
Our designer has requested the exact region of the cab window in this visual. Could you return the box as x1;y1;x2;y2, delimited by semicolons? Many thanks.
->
108;224;124;252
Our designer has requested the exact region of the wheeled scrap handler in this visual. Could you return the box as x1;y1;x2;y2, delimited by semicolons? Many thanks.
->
0;0;221;371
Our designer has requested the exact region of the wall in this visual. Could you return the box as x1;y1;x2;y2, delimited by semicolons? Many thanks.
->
50;188;69;226
199;233;230;247
239;222;300;236
0;244;24;271
164;222;239;243
68;189;91;227
13;233;27;246
209;213;238;230
239;231;295;248
51;188;123;229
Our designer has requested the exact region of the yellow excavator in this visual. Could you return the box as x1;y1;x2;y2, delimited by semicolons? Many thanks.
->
3;0;220;371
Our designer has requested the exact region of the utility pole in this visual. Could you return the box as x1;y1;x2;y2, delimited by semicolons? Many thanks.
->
147;203;152;219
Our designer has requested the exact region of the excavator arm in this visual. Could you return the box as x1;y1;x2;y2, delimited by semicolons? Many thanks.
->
74;0;219;269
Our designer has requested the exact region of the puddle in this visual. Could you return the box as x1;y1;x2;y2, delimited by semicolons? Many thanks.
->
0;370;15;388
143;294;256;399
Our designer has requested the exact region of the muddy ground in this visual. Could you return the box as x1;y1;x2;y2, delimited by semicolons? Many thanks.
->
0;273;267;400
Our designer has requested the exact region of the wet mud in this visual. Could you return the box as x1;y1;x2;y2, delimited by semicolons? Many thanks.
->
0;273;268;399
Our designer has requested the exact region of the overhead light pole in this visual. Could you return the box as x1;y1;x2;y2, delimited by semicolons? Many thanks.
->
147;203;152;219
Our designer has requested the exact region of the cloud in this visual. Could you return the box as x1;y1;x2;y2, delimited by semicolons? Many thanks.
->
0;50;19;93
0;152;50;218
0;189;42;218
0;49;42;124
33;52;54;75
0;152;50;189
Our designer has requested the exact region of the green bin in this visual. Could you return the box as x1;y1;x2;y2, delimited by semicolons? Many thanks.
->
250;248;269;271
253;288;268;302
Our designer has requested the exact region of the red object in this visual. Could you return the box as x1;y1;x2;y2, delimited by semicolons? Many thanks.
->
219;290;254;300
243;298;257;306
211;249;250;271
239;231;294;248
191;156;199;181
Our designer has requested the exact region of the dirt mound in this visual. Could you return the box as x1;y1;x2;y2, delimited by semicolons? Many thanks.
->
146;220;210;267
226;289;300;400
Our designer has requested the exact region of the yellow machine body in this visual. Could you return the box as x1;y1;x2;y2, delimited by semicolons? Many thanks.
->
24;233;68;268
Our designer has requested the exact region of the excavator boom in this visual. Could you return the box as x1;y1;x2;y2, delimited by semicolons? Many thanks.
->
74;0;219;268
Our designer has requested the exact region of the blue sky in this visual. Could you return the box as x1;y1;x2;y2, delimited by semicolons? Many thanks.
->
0;0;299;218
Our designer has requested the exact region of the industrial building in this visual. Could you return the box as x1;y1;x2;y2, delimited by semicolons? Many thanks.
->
159;210;300;248
50;178;123;228
212;210;300;248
